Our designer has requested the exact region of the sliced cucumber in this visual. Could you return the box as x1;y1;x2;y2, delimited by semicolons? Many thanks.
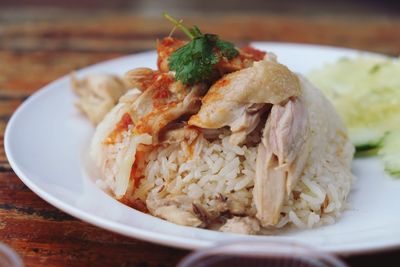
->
308;56;400;150
350;127;385;151
355;147;381;158
379;130;400;178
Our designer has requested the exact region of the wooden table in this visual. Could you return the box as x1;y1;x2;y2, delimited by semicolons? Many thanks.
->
1;8;400;266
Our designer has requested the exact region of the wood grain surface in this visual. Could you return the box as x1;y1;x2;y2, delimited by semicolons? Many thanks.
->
1;7;400;267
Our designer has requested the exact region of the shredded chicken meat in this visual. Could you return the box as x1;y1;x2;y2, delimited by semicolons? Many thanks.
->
254;97;311;226
188;59;301;144
71;73;129;124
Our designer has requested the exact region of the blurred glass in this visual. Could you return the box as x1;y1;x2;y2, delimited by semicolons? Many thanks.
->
0;244;24;267
178;240;348;267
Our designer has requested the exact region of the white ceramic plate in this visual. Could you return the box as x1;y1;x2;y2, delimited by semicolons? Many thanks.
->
5;43;400;255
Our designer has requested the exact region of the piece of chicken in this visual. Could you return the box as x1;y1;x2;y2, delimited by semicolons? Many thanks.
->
126;72;199;123
91;70;207;199
71;73;129;124
158;123;199;145
254;97;311;226
146;191;229;227
229;103;269;145
146;194;203;227
157;37;187;72
130;74;207;143
188;59;301;144
253;76;354;227
216;46;267;74
90;89;142;168
124;68;159;91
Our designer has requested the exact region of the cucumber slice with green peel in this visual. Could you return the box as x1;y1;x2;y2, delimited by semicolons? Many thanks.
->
350;128;385;150
355;147;380;158
308;56;400;178
353;128;384;157
379;130;400;178
308;56;400;149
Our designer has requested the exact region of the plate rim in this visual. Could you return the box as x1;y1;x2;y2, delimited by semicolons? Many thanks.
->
4;42;400;255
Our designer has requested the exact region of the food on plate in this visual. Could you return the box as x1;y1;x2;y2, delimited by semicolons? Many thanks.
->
71;73;129;124
308;56;400;177
78;14;355;234
378;130;400;177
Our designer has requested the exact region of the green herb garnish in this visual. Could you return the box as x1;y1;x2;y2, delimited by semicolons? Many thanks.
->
163;12;239;85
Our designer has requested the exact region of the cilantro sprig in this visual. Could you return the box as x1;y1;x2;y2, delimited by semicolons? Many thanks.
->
163;12;239;85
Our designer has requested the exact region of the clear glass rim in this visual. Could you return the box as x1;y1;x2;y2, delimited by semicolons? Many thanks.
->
0;243;24;267
178;239;348;267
